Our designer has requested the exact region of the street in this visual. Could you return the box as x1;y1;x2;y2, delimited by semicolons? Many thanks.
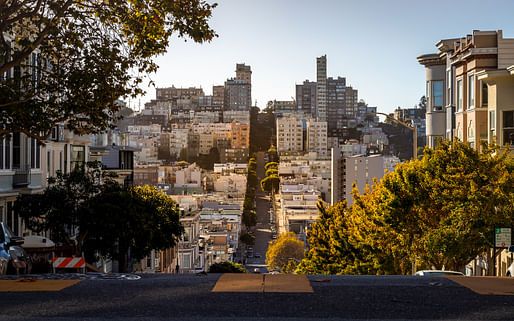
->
2;274;514;320
245;151;272;273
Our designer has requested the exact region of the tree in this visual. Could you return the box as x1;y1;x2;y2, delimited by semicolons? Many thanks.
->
298;140;514;275
260;174;279;194
266;232;304;273
267;146;278;163
15;161;113;254
15;166;183;272
242;209;257;229
208;261;247;273
1;0;217;140
265;168;278;177
296;201;370;275
265;162;278;171
240;232;255;246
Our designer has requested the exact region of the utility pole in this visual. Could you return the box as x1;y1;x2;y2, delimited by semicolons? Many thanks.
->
369;112;418;160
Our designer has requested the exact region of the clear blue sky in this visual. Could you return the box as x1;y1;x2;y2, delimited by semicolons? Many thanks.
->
136;0;514;115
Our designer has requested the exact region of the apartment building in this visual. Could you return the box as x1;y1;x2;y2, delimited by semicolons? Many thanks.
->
156;86;204;101
230;121;250;149
296;80;317;117
418;30;514;148
306;120;328;156
276;117;304;153
236;63;252;84
222;110;250;124
331;147;385;206
478;66;514;147
178;211;202;273
316;55;328;121
224;79;251;111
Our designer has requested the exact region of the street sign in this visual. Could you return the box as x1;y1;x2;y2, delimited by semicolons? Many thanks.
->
495;228;511;248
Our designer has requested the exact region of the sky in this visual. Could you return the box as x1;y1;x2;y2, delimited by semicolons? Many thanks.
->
135;0;514;115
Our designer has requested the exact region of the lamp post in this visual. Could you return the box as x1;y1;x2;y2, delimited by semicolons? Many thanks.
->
369;112;418;160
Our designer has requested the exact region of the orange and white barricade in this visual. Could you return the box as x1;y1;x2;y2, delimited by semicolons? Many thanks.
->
52;257;86;273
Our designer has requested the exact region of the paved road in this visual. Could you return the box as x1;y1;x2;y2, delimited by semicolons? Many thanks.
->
2;274;514;320
246;151;272;272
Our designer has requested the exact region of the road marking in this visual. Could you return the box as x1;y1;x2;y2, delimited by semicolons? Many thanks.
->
211;274;313;293
212;274;264;292
445;276;514;295
264;274;313;293
0;280;81;292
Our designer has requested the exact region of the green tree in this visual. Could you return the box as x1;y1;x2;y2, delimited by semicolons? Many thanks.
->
268;146;278;163
240;232;255;246
15;161;113;255
208;261;247;273
242;209;257;229
16;167;183;272
266;232;304;273
299;140;514;275
260;174;279;194
0;0;216;140
265;168;278;177
265;162;279;171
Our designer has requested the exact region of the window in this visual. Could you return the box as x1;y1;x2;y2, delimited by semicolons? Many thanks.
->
433;81;443;111
468;74;475;109
0;136;10;170
30;138;40;169
12;133;20;169
71;145;85;170
503;111;514;145
457;79;463;112
482;81;488;107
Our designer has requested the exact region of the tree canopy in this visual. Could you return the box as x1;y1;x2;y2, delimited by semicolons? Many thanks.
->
266;232;304;273
15;165;183;271
0;0;217;140
298;140;514;275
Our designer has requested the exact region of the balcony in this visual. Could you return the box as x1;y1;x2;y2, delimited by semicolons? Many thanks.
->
13;165;30;188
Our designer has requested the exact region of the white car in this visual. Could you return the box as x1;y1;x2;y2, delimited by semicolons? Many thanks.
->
415;270;464;276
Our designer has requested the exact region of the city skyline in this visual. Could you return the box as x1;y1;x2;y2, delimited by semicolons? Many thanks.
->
136;0;514;114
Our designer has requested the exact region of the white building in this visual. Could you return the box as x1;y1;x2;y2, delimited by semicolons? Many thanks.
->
306;120;328;156
276;117;303;153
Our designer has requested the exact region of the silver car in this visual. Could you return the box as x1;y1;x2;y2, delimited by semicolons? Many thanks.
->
0;222;32;274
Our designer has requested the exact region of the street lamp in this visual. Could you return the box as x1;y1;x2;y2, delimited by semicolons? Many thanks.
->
369;112;418;160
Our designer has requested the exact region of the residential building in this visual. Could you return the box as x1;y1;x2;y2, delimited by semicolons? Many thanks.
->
156;86;204;101
316;55;327;121
178;211;202;273
220;148;249;163
276;116;304;153
236;63;252;84
231;121;250;149
306;120;328;156
133;164;159;186
296;80;317;117
418;30;514;148
212;85;225;110
478;66;514;148
224;79;251;111
222;110;250;124
268;100;297;117
331;149;385;206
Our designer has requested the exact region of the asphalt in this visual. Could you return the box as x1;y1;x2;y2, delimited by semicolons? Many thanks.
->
1;274;514;320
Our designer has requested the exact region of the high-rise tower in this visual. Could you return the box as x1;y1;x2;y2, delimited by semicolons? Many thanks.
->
316;55;327;121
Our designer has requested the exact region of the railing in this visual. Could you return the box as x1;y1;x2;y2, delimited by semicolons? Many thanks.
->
13;164;31;187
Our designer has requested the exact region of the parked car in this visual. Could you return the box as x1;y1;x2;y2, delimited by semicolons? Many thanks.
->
415;270;464;276
0;222;32;274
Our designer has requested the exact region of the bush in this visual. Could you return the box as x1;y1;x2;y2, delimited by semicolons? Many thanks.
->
208;261;247;273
